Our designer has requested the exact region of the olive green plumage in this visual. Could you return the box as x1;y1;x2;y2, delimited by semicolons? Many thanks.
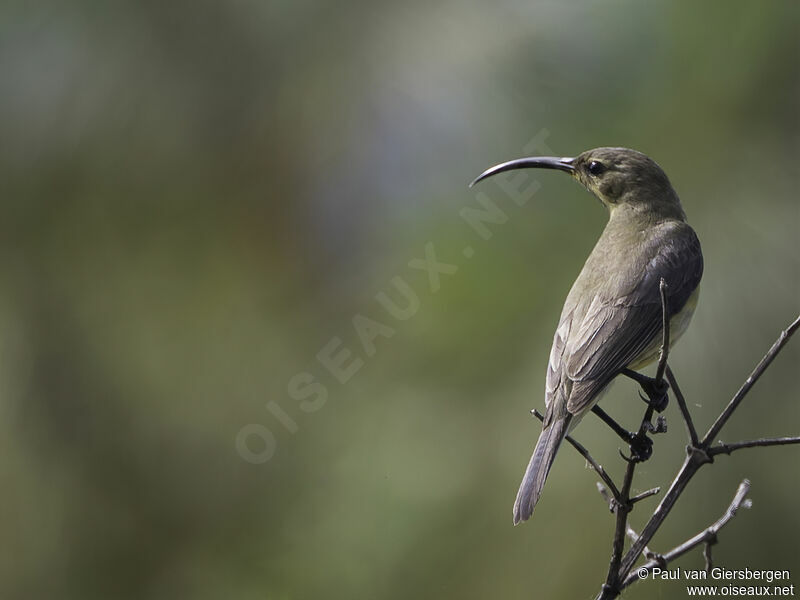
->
472;147;703;525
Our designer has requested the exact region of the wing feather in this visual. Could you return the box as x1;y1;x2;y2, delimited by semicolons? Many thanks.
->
551;222;702;415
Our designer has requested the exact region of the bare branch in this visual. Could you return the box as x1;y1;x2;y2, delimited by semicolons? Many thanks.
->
709;436;800;457
702;314;800;446
616;447;707;587
621;480;752;589
666;366;699;447
601;460;636;599
616;314;800;584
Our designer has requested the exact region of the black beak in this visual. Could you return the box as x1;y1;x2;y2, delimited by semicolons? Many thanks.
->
469;156;575;188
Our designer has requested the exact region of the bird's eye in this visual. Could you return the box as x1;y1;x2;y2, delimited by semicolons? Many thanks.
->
587;161;605;176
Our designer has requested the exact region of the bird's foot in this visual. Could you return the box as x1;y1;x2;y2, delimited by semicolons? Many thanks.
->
621;415;668;463
621;433;653;463
622;369;670;412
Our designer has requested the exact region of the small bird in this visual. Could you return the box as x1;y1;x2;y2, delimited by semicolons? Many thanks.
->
471;147;703;525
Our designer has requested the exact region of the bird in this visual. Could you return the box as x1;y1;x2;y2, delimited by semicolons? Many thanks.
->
470;147;703;525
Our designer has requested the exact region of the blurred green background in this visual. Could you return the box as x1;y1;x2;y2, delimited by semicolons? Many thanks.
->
2;1;799;598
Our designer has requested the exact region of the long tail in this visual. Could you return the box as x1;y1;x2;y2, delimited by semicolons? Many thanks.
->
513;413;572;525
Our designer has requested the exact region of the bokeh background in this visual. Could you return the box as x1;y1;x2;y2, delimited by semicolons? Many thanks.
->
2;1;799;598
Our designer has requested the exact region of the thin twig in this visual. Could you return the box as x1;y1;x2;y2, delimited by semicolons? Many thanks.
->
702;314;800;446
666;365;699;447
709;436;800;457
621;480;752;589
654;278;670;384
630;487;661;505
703;540;715;574
532;409;621;501
602;460;636;597
625;525;660;562
597;482;616;511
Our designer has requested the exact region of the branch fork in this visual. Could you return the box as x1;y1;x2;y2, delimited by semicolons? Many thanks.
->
533;283;800;600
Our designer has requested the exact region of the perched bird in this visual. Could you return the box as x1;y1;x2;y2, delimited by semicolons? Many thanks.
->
471;148;703;525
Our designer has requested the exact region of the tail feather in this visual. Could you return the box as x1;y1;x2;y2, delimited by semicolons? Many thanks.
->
513;414;572;525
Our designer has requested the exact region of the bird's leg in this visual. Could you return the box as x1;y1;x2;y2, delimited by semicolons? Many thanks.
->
621;368;670;413
591;405;653;461
591;406;635;443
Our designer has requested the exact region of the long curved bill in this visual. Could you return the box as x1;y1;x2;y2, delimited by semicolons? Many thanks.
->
469;156;575;188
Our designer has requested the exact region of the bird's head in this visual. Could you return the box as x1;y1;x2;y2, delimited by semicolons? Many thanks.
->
471;147;685;221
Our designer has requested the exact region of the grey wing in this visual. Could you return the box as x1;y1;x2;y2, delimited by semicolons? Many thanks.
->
561;227;703;415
